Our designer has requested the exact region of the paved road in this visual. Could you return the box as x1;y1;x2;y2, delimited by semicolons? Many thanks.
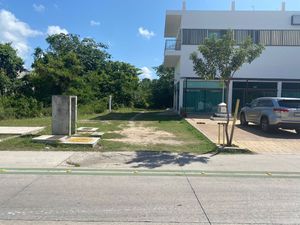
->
1;170;300;225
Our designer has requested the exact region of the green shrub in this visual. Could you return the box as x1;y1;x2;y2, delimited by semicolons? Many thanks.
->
0;96;46;119
78;99;107;115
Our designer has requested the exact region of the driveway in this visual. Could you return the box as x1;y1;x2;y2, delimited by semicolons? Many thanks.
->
186;118;300;154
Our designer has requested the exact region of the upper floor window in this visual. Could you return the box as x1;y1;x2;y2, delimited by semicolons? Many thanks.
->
208;30;226;39
182;29;300;46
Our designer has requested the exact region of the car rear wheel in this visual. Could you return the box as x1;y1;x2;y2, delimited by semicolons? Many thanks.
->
240;113;248;126
261;117;270;132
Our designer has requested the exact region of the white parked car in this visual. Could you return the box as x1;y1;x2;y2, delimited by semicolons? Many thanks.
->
240;97;300;133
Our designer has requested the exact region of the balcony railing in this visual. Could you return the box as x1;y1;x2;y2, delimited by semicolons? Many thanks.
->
165;39;181;51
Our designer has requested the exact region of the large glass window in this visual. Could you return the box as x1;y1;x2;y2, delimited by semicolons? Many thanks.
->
232;81;277;112
282;82;300;98
182;29;300;46
183;80;225;114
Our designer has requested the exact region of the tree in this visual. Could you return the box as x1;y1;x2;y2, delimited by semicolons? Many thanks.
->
31;34;110;104
102;61;140;107
190;31;264;146
151;65;174;109
0;43;24;94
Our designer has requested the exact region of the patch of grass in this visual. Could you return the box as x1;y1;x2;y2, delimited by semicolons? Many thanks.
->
0;134;16;139
0;109;216;154
66;161;81;167
218;147;254;154
103;132;126;139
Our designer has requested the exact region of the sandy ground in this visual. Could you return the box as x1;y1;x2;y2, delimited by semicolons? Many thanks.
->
107;112;183;146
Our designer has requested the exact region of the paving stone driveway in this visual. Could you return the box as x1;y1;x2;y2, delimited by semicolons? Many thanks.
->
186;118;300;154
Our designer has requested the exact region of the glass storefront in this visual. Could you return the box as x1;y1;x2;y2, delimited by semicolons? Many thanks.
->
232;81;278;111
180;79;300;115
183;80;225;114
282;82;300;98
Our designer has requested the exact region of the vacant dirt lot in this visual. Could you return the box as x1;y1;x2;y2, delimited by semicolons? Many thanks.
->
107;113;183;146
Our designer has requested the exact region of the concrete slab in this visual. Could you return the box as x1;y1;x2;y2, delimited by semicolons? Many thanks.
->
0;127;44;135
32;135;68;144
61;137;100;147
90;132;104;137
0;151;74;168
77;127;99;132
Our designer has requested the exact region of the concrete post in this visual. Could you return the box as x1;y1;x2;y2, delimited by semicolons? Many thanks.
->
179;79;184;112
277;81;282;97
228;80;233;114
281;1;286;11
109;95;112;113
231;1;236;11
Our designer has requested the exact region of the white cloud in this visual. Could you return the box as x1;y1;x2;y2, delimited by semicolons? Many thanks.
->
47;25;68;36
33;4;45;12
140;67;154;80
90;20;100;26
0;9;42;58
138;27;155;39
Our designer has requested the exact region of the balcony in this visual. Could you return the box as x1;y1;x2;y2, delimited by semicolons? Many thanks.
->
165;39;181;51
164;39;181;68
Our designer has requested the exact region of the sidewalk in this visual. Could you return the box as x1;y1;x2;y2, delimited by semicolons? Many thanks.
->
186;118;300;154
0;151;299;172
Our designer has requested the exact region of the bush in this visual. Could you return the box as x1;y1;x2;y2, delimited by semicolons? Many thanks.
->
78;99;107;115
0;96;45;119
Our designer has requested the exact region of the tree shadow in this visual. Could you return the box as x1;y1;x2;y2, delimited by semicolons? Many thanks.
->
237;124;300;139
125;151;210;168
92;111;182;122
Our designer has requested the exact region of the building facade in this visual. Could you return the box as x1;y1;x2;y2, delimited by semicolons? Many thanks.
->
164;3;300;114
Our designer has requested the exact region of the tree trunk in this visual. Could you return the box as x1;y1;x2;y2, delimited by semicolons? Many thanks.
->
224;80;231;146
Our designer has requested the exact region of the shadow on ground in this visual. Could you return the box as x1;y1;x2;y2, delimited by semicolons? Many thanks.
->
237;124;300;139
92;111;181;122
125;151;210;168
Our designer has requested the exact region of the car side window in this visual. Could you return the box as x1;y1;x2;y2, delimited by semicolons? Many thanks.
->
251;100;258;108
258;100;274;107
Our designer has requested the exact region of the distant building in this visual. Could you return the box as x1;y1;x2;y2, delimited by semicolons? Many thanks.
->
164;1;300;114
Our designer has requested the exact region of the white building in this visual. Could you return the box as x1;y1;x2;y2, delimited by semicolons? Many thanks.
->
164;1;300;114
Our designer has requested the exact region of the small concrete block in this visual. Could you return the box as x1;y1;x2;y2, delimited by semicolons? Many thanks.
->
32;135;68;144
0;126;45;135
90;132;104;137
61;137;100;147
77;127;99;132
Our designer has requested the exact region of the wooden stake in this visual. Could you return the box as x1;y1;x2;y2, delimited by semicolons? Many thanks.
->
229;99;240;145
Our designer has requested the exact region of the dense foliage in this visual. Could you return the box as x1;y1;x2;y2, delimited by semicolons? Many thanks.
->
0;34;174;119
134;65;174;109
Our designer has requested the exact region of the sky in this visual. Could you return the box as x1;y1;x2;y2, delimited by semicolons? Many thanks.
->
0;0;300;79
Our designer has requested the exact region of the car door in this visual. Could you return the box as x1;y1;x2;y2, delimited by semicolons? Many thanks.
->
246;100;258;122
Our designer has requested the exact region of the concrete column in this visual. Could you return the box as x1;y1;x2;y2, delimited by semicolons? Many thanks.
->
179;79;184;111
228;80;233;113
173;81;177;111
277;81;282;97
52;95;77;136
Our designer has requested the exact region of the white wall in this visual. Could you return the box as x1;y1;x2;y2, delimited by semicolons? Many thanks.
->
174;62;181;81
179;45;300;79
175;10;300;79
181;11;300;30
